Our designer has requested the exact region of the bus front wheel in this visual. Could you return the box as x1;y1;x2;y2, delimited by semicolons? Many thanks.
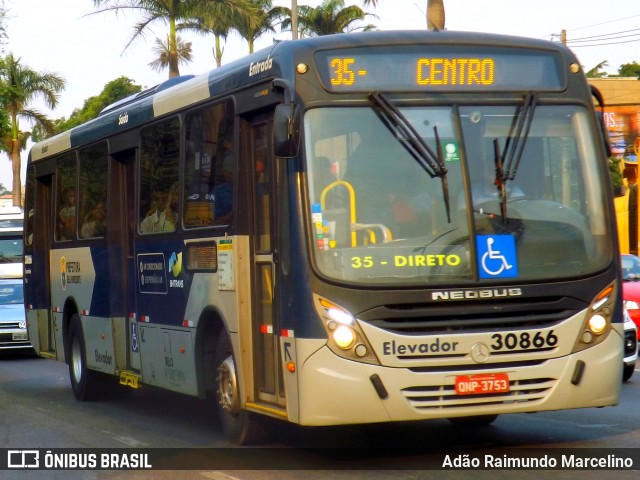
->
214;331;264;445
68;315;102;401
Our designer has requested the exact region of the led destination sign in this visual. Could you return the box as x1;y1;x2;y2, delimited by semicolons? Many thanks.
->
315;46;564;92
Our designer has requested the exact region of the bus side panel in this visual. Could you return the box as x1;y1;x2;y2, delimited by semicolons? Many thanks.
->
82;315;116;375
139;325;161;388
52;311;65;362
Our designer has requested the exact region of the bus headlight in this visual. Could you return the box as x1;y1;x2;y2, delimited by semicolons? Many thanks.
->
333;325;356;349
574;282;616;352
588;314;607;335
314;294;380;365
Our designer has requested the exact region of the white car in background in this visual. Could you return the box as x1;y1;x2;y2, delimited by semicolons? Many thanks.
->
0;278;30;350
623;309;638;382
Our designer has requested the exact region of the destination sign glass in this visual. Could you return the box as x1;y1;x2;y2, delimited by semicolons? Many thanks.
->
315;45;564;92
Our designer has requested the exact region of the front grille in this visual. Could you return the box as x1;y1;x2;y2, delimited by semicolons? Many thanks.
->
408;359;546;373
359;296;585;335
0;322;22;329
402;376;556;410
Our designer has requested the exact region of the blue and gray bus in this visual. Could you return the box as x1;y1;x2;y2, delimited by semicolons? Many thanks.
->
24;30;622;444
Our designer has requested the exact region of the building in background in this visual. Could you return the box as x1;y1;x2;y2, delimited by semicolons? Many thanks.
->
591;78;640;254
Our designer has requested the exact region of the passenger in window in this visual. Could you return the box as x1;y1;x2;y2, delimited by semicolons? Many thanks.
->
140;184;178;233
58;187;77;240
80;200;106;238
211;144;234;225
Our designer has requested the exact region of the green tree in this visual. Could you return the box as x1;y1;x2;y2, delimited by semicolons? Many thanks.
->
618;61;640;79
284;0;376;37
91;0;197;78
148;35;193;73
34;76;142;138
0;54;65;206
233;0;288;54
91;0;249;78
586;60;609;78
179;0;254;67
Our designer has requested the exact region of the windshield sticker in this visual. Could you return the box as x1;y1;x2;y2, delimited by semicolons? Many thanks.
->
476;234;518;279
443;140;460;162
312;203;333;250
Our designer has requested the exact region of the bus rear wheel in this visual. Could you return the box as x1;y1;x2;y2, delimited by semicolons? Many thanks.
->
214;331;264;445
68;314;102;401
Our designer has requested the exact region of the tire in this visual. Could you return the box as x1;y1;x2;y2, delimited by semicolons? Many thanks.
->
214;331;264;445
448;414;499;427
623;364;635;383
68;314;102;401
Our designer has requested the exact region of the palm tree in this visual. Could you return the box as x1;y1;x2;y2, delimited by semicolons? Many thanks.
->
148;35;193;74
285;0;376;37
0;54;65;206
179;1;249;67
233;0;288;54
91;0;195;78
91;1;249;77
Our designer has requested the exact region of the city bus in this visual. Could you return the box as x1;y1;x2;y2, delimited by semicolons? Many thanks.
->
24;30;623;445
0;205;24;279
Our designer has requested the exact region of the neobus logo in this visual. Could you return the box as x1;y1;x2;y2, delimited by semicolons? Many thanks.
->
431;288;522;301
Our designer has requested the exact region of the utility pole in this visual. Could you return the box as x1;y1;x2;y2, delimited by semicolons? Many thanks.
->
561;29;567;44
291;0;298;40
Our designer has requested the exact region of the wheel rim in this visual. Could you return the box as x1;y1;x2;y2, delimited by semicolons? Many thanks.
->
71;336;83;384
217;355;240;416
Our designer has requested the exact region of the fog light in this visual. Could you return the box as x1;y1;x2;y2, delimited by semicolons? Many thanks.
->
588;314;607;335
355;344;368;357
333;325;355;349
582;331;594;344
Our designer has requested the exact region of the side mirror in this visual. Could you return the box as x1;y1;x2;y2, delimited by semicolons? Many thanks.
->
273;103;301;159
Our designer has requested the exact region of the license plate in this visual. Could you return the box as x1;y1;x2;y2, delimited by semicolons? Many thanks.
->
455;373;510;395
12;332;28;341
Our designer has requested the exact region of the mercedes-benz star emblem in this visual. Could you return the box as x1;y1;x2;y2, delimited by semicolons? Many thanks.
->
470;342;490;363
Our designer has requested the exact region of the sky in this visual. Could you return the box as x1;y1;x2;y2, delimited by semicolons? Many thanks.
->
2;0;640;190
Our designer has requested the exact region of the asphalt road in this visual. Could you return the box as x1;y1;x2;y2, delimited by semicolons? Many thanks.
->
0;350;638;479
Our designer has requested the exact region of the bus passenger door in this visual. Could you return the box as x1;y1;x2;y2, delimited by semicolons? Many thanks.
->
24;170;55;355
249;115;286;409
108;149;139;373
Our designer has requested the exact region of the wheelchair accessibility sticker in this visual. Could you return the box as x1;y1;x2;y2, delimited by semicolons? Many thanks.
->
476;235;518;279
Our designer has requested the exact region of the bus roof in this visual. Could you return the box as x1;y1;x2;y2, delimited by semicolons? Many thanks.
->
28;30;575;163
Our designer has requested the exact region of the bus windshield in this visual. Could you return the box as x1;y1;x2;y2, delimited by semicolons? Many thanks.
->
304;104;611;285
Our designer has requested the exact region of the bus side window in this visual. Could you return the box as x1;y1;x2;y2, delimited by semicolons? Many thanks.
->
55;152;78;242
78;143;108;239
139;117;181;234
184;99;235;228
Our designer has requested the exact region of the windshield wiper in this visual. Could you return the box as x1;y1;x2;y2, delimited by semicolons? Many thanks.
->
493;92;537;224
369;91;451;223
